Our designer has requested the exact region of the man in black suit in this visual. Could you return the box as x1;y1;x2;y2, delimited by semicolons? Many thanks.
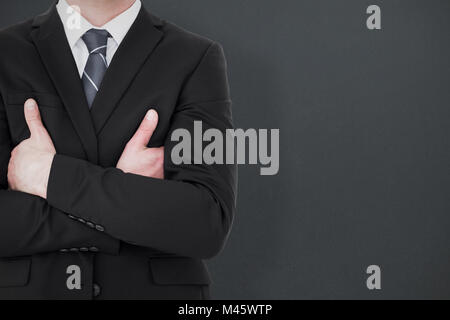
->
0;0;236;299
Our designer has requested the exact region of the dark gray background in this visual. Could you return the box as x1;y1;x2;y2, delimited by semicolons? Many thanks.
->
1;0;450;299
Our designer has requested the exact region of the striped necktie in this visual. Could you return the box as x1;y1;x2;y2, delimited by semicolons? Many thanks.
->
81;28;110;109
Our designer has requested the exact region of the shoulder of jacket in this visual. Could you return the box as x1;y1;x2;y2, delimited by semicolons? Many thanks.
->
154;15;220;55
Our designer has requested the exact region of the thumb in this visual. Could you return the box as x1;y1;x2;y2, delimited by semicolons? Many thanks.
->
24;99;45;137
128;109;159;148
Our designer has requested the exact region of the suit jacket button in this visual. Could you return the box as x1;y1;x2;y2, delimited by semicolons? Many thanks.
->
93;283;101;297
86;222;95;228
89;246;99;252
80;247;89;252
60;249;69;253
68;215;76;220
70;248;79;252
78;218;86;224
95;225;105;232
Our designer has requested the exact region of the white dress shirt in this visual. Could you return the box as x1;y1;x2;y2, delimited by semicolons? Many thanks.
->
56;0;141;78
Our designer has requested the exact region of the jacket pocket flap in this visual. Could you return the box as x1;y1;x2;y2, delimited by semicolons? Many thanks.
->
0;258;31;287
7;92;63;109
149;258;211;285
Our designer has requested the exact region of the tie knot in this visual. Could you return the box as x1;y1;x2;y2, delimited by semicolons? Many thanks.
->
82;29;110;55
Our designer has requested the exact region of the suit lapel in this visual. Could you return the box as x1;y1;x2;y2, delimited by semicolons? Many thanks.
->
89;7;164;134
30;5;99;163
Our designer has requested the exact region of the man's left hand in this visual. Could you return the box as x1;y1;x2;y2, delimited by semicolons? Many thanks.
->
7;99;56;199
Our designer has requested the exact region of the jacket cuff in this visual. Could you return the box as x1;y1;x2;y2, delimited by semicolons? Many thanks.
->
47;154;120;255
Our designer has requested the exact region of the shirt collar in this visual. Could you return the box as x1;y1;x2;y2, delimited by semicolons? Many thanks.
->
56;0;141;48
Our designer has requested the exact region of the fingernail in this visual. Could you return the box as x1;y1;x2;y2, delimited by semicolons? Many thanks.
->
146;109;156;121
25;99;36;110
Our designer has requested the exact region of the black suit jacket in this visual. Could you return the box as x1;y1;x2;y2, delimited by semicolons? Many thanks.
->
0;3;236;300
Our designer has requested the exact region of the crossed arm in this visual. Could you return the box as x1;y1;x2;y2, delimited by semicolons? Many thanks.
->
7;104;164;200
0;42;236;259
0;102;164;257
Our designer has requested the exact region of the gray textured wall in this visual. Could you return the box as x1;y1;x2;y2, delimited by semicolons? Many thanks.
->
1;0;450;299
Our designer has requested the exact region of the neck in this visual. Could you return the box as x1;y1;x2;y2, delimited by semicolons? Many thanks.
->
66;0;136;27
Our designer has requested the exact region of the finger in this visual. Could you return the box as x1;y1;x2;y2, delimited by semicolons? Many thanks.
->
24;99;45;136
128;109;159;148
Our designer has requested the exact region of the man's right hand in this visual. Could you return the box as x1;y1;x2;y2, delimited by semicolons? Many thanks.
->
116;109;164;179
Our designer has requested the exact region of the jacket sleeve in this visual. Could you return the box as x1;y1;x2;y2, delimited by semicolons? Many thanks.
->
0;96;120;258
46;42;238;259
